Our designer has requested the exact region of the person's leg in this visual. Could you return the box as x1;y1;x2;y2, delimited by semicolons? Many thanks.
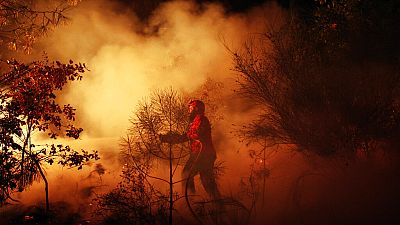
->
182;153;198;194
199;155;220;199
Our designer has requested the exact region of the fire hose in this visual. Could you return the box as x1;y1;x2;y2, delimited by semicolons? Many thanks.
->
159;133;204;224
161;133;251;224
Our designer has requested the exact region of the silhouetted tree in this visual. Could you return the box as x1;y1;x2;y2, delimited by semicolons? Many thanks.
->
119;88;188;225
0;0;80;54
0;58;99;213
0;0;98;217
233;0;400;155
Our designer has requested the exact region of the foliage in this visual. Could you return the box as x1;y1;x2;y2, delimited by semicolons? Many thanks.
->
0;0;81;54
123;88;189;225
94;161;168;225
233;0;400;155
127;88;189;162
94;89;188;225
0;58;99;208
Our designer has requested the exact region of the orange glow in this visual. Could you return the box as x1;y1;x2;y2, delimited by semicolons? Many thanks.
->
34;0;273;138
7;1;398;225
18;0;282;210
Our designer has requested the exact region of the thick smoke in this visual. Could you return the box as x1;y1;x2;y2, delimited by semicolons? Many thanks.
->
5;0;284;220
33;0;277;138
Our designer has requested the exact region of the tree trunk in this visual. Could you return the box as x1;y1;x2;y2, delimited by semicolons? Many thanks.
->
37;163;50;214
28;152;50;214
169;142;173;225
19;122;32;191
168;96;173;225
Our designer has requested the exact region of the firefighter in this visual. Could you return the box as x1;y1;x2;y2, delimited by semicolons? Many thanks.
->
160;99;220;199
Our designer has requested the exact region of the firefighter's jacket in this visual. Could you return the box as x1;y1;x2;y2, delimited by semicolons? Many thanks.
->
187;114;216;157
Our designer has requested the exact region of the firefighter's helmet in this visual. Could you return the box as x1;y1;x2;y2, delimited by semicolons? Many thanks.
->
188;99;205;114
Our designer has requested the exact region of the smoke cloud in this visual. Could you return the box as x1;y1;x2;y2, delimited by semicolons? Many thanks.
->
6;0;284;221
32;0;279;138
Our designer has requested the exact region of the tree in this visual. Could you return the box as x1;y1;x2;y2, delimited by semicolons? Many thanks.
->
90;89;189;224
95;88;188;225
0;58;99;213
0;0;80;54
94;159;169;225
232;0;400;155
121;88;188;225
0;0;98;218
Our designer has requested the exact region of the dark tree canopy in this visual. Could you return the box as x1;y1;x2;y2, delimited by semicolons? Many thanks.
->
233;0;400;155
